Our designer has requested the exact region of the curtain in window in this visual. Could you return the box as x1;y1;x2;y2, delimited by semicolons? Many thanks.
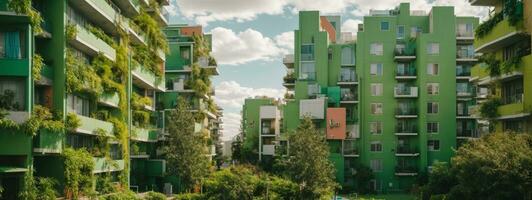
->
4;31;21;59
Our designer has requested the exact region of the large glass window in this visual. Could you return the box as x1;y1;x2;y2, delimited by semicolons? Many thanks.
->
299;62;316;80
341;47;355;65
301;44;315;61
397;25;405;39
502;78;524;104
380;21;389;31
67;95;90;116
0;77;25;111
0;31;26;59
339;67;356;82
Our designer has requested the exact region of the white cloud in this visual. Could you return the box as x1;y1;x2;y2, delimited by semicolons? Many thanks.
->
211;27;292;65
285;0;356;14
274;31;294;56
350;0;488;20
220;112;242;141
341;19;361;34
214;81;284;141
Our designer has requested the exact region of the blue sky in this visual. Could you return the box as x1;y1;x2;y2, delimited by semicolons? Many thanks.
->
166;0;488;141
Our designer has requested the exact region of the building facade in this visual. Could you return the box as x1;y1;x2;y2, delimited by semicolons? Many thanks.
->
0;0;221;198
469;0;531;133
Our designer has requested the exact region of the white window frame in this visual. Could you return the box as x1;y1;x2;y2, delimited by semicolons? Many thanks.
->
370;142;383;152
371;83;383;96
370;43;384;56
427;122;439;133
370;63;383;76
427;83;439;95
370;122;383;135
427;63;439;76
427;43;440;55
371;103;383;114
427;102;439;114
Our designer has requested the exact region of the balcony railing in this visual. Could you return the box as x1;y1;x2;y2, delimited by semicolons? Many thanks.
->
299;72;316;81
396;65;417;77
395;146;419;155
340;91;358;101
283;73;296;84
457;129;479;138
395;166;418;175
261;127;275;135
394;86;418;97
456;31;474;38
395;107;417;116
395;124;418;134
338;70;357;82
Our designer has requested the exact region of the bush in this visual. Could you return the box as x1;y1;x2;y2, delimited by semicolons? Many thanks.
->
145;191;167;200
175;193;204;200
99;191;140;200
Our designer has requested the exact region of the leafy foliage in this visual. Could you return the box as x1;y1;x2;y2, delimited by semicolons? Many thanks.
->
0;105;64;136
479;53;501;77
32;54;44;81
287;117;339;199
475;11;503;38
164;97;210;191
19;170;58;200
479;98;502;119
145;191;167;200
99;191;141;200
419;132;532;200
65;112;81;131
65;23;77;40
65;49;103;98
63;148;95;200
8;0;43;34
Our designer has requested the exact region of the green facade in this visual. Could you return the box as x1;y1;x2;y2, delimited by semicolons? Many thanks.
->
469;0;531;133
276;4;480;193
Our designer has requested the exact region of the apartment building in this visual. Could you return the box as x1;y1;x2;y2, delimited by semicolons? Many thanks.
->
152;24;219;193
0;0;220;198
469;0;531;133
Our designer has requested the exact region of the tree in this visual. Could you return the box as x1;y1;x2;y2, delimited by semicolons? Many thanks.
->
164;97;210;191
231;134;242;163
287;117;339;199
420;132;532;200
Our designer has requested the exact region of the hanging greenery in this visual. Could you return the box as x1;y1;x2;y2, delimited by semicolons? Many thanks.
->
19;170;37;200
65;49;104;98
480;98;502;120
86;24;117;47
92;128;111;158
131;93;152;128
501;55;522;74
0;105;64;136
65;112;81;132
32;54;43;81
7;0;43;34
503;0;524;26
63;148;95;200
65;23;77;40
475;11;504;39
479;53;502;77
133;8;169;53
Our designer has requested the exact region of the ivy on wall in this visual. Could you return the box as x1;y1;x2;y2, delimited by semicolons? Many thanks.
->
63;148;95;200
32;54;43;81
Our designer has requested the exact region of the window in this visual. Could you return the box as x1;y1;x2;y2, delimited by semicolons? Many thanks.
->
427;102;439;114
427;64;439;75
370;122;382;134
371;103;383;114
502;78;524;104
428;140;440;151
67;95;90;116
427;122;439;133
301;44;315;61
341;47;355;65
370;142;382;152
180;47;190;59
410;26;421;38
307;83;320;97
427;43;440;55
370;43;383;55
457;45;474;59
380;21;389;31
397;25;405;39
370;64;383;76
456;23;473;37
0;31;25;59
371;84;383;96
340;67;356;82
370;159;383;172
0;77;26;110
300;62;316;80
427;83;439;95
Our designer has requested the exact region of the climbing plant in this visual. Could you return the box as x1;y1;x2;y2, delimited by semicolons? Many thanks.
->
65;49;103;98
480;98;502;120
63;148;95;200
0;105;64;136
479;53;502;77
65;23;77;40
8;0;43;34
475;11;503;38
86;24;116;47
65;112;80;132
32;54;43;81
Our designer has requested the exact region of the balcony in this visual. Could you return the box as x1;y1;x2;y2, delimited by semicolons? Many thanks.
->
340;90;358;104
395;166;418;176
457;129;479;139
93;157;125;173
113;0;140;16
342;140;359;157
395;107;418;118
338;69;358;85
75;114;114;136
69;24;116;61
283;54;294;68
394;86;418;98
33;130;62;154
497;100;530;120
395;146;419;156
476;87;490;99
261;126;275;136
69;0;118;34
145;159;166;177
98;92;120;108
396;65;417;79
262;145;275;155
456;52;477;62
0;57;30;76
132;61;165;92
5;111;29;124
475;14;527;53
395;124;418;136
131;127;159;142
147;6;169;26
456;31;474;42
456;87;474;97
299;98;325;119
260;106;278;119
198;56;219;75
456;69;472;79
283;73;296;88
346;124;359;139
394;45;416;61
128;21;147;45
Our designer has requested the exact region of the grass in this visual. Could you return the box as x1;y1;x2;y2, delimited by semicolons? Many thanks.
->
340;193;416;200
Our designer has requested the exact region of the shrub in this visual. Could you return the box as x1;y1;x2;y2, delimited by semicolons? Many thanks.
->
145;191;167;200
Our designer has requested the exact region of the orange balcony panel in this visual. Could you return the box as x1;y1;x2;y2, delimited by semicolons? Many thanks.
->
180;26;203;36
326;108;346;140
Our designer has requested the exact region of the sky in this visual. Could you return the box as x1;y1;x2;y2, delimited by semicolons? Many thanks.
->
166;0;490;141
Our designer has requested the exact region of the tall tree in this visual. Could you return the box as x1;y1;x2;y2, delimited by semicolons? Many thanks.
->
287;117;338;199
164;97;210;191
